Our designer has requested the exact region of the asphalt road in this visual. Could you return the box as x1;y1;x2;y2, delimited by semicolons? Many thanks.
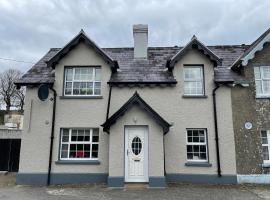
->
0;174;270;200
0;183;270;200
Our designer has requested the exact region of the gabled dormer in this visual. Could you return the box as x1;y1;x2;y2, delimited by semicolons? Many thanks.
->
47;29;119;72
166;36;222;97
166;35;222;72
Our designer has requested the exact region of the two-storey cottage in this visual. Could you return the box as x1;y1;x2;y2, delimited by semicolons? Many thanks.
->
15;24;249;187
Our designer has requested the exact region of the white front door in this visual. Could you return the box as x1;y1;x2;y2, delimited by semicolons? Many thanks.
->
125;126;148;182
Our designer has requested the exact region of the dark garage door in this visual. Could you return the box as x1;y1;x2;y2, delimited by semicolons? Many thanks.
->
0;139;21;172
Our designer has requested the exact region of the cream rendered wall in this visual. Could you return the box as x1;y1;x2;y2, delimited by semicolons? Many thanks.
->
19;42;111;174
109;48;237;175
109;105;164;177
19;88;53;172
217;87;236;174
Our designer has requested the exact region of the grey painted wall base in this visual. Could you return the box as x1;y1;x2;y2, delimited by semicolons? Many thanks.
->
149;176;166;187
107;176;124;187
16;173;108;186
166;174;237;184
237;175;270;184
17;173;237;186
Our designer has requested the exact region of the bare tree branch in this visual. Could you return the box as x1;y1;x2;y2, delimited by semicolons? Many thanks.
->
0;69;25;111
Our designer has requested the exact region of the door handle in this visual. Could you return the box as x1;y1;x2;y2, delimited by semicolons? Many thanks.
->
127;149;129;156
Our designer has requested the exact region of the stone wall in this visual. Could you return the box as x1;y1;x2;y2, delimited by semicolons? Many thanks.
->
232;42;270;174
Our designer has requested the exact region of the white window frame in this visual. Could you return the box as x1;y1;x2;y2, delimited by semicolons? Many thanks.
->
60;128;99;161
261;130;270;165
183;66;204;96
254;66;270;98
64;67;101;96
186;128;208;162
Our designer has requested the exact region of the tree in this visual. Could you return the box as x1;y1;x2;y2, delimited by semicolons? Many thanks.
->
0;69;25;111
14;86;26;111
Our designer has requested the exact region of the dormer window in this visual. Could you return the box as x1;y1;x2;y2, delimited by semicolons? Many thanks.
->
64;67;101;96
254;66;270;98
184;65;204;96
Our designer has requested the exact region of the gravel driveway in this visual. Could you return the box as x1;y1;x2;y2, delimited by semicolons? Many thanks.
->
1;174;270;200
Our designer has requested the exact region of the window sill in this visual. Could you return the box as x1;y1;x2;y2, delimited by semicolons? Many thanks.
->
59;96;103;99
185;162;212;167
256;96;270;99
182;95;208;99
55;160;100;165
262;163;270;168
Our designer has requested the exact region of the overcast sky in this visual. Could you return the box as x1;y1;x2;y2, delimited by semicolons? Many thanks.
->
0;0;270;72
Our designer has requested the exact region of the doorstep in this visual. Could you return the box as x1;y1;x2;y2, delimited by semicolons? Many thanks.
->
124;183;148;189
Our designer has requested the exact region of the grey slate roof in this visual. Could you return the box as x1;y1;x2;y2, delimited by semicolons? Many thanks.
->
15;48;59;85
15;44;248;85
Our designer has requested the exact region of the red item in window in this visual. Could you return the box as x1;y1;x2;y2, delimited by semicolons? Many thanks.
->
76;151;85;158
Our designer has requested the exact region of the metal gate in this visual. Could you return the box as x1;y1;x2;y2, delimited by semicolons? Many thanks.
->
0;139;21;172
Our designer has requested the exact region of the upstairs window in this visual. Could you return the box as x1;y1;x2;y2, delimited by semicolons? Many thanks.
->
64;67;101;96
254;66;270;97
184;66;204;96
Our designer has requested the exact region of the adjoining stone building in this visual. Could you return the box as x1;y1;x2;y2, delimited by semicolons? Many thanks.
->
231;28;270;183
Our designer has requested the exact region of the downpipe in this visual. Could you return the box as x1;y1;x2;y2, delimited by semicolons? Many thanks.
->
106;85;112;120
212;84;222;177
47;88;57;186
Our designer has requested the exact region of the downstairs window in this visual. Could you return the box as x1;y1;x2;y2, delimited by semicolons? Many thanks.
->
186;129;208;162
60;128;99;160
261;130;270;164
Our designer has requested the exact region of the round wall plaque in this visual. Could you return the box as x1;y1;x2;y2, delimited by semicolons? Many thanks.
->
244;122;253;130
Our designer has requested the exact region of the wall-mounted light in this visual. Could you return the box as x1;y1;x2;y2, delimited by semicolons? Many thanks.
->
133;116;137;124
244;121;252;130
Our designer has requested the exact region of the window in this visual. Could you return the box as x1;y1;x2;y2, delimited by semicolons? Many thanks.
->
261;130;270;164
64;67;101;96
184;66;204;95
131;136;142;155
60;128;99;160
254;66;270;97
186;129;208;162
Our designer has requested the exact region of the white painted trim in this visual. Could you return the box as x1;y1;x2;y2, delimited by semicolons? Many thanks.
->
60;128;99;161
254;66;270;97
261;130;270;164
242;33;270;66
124;126;149;183
186;129;208;162
64;67;101;96
237;175;270;184
183;66;204;96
